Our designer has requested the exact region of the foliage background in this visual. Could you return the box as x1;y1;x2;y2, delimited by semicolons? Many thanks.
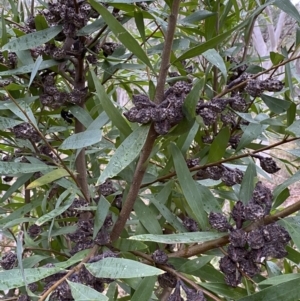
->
1;0;300;300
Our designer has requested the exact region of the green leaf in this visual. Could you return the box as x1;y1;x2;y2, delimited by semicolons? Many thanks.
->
202;49;227;82
129;232;225;243
134;198;162;234
97;125;150;185
0;117;23;129
236;124;263;151
148;195;187;233
270;51;285;65
89;0;153;70
259;274;300;287
261;94;291;114
237;277;300;301
281;217;300;251
68;281;108;301
183;79;204;119
286;120;300;136
60;130;102;150
35;193;75;226
0;162;54;175
131;276;156;301
112;238;147;252
207;127;230;163
93;196;110;239
201;282;247;299
273;0;300;23
170;143;208;229
134;11;145;43
26;169;70;189
178;256;214;273
28;55;43;88
91;69;132;136
1;10;8;46
0;267;63;290
0;59;59;76
2;26;62;51
180;10;215;24
239;161;256;203
85;258;164;278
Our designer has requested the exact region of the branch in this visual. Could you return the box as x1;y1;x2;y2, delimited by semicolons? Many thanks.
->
141;137;299;188
169;198;300;259
110;0;181;242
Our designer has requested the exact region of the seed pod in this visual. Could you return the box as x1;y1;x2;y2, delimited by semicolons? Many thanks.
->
8;52;18;69
221;168;243;186
183;216;199;232
260;79;284;92
231;201;246;229
0;251;17;270
154;119;172;135
248;248;263;263
167;281;182;301
132;94;154;109
152;249;168;264
262;223;291;245
245;79;264;97
206;166;223;180
247;228;265;249
181;281;206;301
259;157;280;174
219;255;236;274
229;229;247;248
70;237;94;255
198;108;217;126
208;98;229;112
28;282;38;292
227;244;248;262
221;111;237;126
43;263;67;283
135;108;152;124
17;295;30;301
28;224;42;238
158;272;177;288
244;203;265;221
186;158;200;168
13;123;41;143
262;242;287;259
209;212;232;232
229;95;247;112
239;259;260;277
124;108;139;122
224;270;242;287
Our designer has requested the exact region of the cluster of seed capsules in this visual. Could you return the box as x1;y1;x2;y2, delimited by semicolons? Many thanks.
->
124;81;192;135
1;250;117;301
208;181;291;287
153;250;206;301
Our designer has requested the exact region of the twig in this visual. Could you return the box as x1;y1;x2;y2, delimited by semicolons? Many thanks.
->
169;198;300;259
38;245;98;301
24;247;70;258
141;137;299;187
110;0;181;242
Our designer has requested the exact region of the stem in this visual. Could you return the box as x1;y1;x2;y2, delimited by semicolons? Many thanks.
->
110;0;181;242
169;198;300;259
141;137;299;187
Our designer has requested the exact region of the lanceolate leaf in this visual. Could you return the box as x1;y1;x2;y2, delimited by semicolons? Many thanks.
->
129;232;225;244
171;143;208;229
207;127;230;163
2;26;62;51
26;169;70;189
28;55;43;88
261;94;291;114
60;130;102;150
85;258;164;278
236;123;263;151
0;59;59;76
89;0;153;70
68;281;108;301
0;162;54;175
97;125;150;185
202;49;227;82
237;277;300;301
273;0;300;23
0;117;23;130
91;69;132;136
239;160;257;203
131;276;156;301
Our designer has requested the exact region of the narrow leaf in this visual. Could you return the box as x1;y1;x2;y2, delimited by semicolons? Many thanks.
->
202;49;227;82
60;130;102;150
261;94;291;114
89;0;153;70
85;258;164;278
129;232;225;243
2;26;62;51
237;277;300;301
0;59;59;76
0;162;54;175
286;120;300;136
236;123;263;151
97;125;150;185
273;0;300;23
68;281;108;301
171;143;208;229
91;69;132;136
0;117;23;130
207;127;230;162
93;196;110;239
239;161;257;203
28;55;43;88
131;276;156;301
26;169;70;189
